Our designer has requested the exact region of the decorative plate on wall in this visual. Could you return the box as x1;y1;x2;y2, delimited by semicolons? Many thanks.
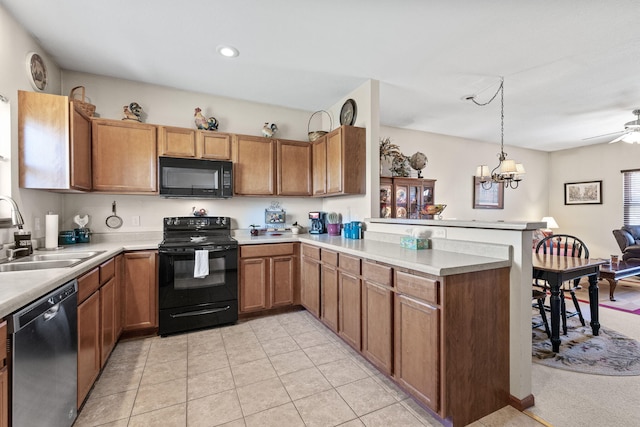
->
340;98;357;126
26;52;47;91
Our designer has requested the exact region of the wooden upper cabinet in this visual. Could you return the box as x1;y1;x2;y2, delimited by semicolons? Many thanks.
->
92;119;158;193
312;136;327;196
18;90;92;191
277;139;312;196
324;125;366;196
233;134;276;195
158;126;232;160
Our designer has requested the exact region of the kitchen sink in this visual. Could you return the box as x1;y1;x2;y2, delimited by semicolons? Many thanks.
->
0;250;106;272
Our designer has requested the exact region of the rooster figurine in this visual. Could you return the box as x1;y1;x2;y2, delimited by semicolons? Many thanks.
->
194;107;218;131
122;105;140;121
262;122;278;138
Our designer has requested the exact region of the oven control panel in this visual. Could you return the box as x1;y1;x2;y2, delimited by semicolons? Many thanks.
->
164;217;228;228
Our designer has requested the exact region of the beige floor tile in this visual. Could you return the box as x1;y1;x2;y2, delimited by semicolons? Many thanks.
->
146;347;188;366
223;330;261;349
400;397;443;426
219;418;247;427
128;402;187;427
188;329;224;355
188;366;235;401
359;402;423;427
303;341;349;365
244;402;305;427
336;377;397;416
317;358;370;387
187;389;243;427
280;366;333;400
269;349;315;375
74;390;137;426
86;419;129;427
188;349;229;376
293;389;357;427
260;335;301;357
291;330;333;349
226;343;268;367
372;373;410;401
132;377;187;416
254;324;290;342
141;357;188;386
89;365;143;398
337;420;366;427
236;377;291;416
281;320;318;336
151;334;188;351
230;357;277;387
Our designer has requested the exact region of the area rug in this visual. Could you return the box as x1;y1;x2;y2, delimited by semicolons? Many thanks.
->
573;276;640;315
532;316;640;376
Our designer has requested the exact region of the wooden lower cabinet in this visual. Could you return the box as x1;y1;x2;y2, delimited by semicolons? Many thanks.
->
114;255;124;338
300;245;321;317
100;277;117;367
77;291;100;408
123;251;158;333
338;269;361;351
362;281;393;375
320;262;339;332
239;244;297;313
0;320;7;427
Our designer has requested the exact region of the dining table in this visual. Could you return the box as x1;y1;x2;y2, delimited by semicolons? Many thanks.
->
532;254;608;352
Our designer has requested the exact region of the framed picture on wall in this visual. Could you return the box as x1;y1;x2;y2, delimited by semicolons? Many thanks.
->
473;176;504;209
564;180;602;205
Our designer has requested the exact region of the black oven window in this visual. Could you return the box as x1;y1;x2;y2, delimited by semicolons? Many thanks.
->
174;257;225;290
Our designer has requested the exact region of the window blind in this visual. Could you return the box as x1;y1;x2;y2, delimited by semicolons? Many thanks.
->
622;169;640;225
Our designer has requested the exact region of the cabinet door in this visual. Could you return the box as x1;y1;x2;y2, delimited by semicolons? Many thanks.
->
233;135;275;195
362;281;393;375
312;136;327;196
0;367;6;427
123;251;158;332
277;139;312;196
326;129;343;194
100;277;117;367
92;119;158;193
271;256;295;307
338;271;362;350
301;256;321;318
158;126;197;157
380;178;393;218
394;182;409;219
77;291;100;408
326;126;366;195
321;263;339;332
239;257;268;312
69;102;92;190
394;293;440;412
114;254;124;338
199;131;231;160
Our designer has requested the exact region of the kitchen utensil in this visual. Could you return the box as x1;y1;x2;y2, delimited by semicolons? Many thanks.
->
73;214;89;228
105;201;123;229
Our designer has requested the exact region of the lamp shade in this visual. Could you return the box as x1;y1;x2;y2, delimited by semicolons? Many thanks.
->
476;165;490;177
541;216;559;229
499;159;517;174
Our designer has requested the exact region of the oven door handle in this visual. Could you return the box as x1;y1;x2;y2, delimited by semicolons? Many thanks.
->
159;246;231;255
170;306;231;318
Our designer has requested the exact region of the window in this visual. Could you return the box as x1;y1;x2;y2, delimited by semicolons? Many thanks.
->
622;169;640;225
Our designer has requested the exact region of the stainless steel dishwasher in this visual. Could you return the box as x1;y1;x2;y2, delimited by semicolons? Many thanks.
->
9;279;78;427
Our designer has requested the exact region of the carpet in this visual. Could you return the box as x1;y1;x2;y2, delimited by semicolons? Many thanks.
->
532;316;640;376
573;276;640;315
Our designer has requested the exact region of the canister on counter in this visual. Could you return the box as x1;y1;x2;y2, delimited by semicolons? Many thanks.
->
58;230;76;245
14;230;33;254
74;228;91;243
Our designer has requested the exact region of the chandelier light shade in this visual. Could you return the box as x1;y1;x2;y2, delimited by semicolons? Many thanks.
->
469;77;525;189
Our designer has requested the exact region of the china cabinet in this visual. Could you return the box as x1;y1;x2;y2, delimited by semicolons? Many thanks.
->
380;177;436;219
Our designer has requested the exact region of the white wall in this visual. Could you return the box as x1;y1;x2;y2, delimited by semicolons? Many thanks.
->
377;126;550;223
549;142;638;259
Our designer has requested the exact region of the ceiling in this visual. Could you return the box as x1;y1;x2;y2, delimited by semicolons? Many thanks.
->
3;0;640;152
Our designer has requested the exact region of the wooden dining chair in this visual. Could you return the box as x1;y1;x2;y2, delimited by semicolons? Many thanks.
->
533;234;589;334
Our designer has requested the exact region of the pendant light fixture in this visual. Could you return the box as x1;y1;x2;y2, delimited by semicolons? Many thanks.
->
470;77;525;189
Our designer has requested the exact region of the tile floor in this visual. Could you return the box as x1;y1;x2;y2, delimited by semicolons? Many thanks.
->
74;310;544;427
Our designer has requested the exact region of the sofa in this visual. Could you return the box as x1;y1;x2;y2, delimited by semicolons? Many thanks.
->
612;225;640;260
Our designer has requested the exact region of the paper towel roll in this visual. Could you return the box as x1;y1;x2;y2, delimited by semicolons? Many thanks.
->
45;214;59;249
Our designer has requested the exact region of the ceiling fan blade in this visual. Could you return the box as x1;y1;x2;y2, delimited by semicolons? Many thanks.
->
609;132;630;143
582;130;625;141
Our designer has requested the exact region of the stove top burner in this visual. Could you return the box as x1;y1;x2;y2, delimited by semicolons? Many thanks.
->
159;216;236;248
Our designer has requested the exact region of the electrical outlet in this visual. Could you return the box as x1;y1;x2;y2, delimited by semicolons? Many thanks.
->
131;215;140;227
34;217;41;231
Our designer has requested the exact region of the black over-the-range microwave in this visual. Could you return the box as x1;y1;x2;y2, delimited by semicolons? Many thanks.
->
159;157;233;198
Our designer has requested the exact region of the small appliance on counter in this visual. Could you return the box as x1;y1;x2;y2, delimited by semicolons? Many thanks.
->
309;211;327;234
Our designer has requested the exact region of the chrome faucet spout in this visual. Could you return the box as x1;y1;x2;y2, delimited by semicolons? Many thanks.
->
7;247;30;261
0;195;25;227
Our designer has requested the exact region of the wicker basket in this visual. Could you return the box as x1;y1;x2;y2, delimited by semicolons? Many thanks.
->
308;110;333;142
69;86;96;117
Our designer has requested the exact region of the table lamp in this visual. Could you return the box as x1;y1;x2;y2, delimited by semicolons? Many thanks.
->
541;216;559;236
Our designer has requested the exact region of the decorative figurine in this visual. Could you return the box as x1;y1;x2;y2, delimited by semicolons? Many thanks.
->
261;122;278;138
194;107;218;130
122;102;143;122
191;206;208;217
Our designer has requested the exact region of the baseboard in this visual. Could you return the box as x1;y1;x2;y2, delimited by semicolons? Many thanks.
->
509;393;535;411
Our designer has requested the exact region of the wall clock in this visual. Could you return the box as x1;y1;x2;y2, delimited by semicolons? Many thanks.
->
340;98;357;126
26;52;47;92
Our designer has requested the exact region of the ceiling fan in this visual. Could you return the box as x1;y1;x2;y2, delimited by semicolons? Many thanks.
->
584;109;640;144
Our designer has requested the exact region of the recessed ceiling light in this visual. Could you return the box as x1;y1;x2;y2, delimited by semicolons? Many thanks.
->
217;45;239;58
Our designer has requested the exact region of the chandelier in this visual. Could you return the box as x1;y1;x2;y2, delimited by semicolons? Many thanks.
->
469;77;525;189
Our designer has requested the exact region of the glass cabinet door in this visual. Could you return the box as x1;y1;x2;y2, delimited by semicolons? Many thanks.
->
395;184;409;218
419;180;436;219
408;184;420;219
380;179;392;218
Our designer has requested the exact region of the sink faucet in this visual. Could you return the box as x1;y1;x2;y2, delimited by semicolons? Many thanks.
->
0;195;25;228
7;247;30;261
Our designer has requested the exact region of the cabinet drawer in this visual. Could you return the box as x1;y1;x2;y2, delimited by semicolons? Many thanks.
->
321;249;338;266
241;243;294;258
363;261;392;287
340;254;361;275
78;267;100;304
100;257;115;284
0;320;6;363
301;244;320;260
396;271;439;304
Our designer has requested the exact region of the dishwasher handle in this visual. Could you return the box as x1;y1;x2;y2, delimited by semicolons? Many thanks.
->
43;304;60;322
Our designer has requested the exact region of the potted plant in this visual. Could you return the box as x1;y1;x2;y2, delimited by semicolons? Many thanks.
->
326;212;341;236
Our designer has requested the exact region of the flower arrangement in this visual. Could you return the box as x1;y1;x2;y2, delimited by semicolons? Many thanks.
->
379;137;401;160
380;137;410;177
